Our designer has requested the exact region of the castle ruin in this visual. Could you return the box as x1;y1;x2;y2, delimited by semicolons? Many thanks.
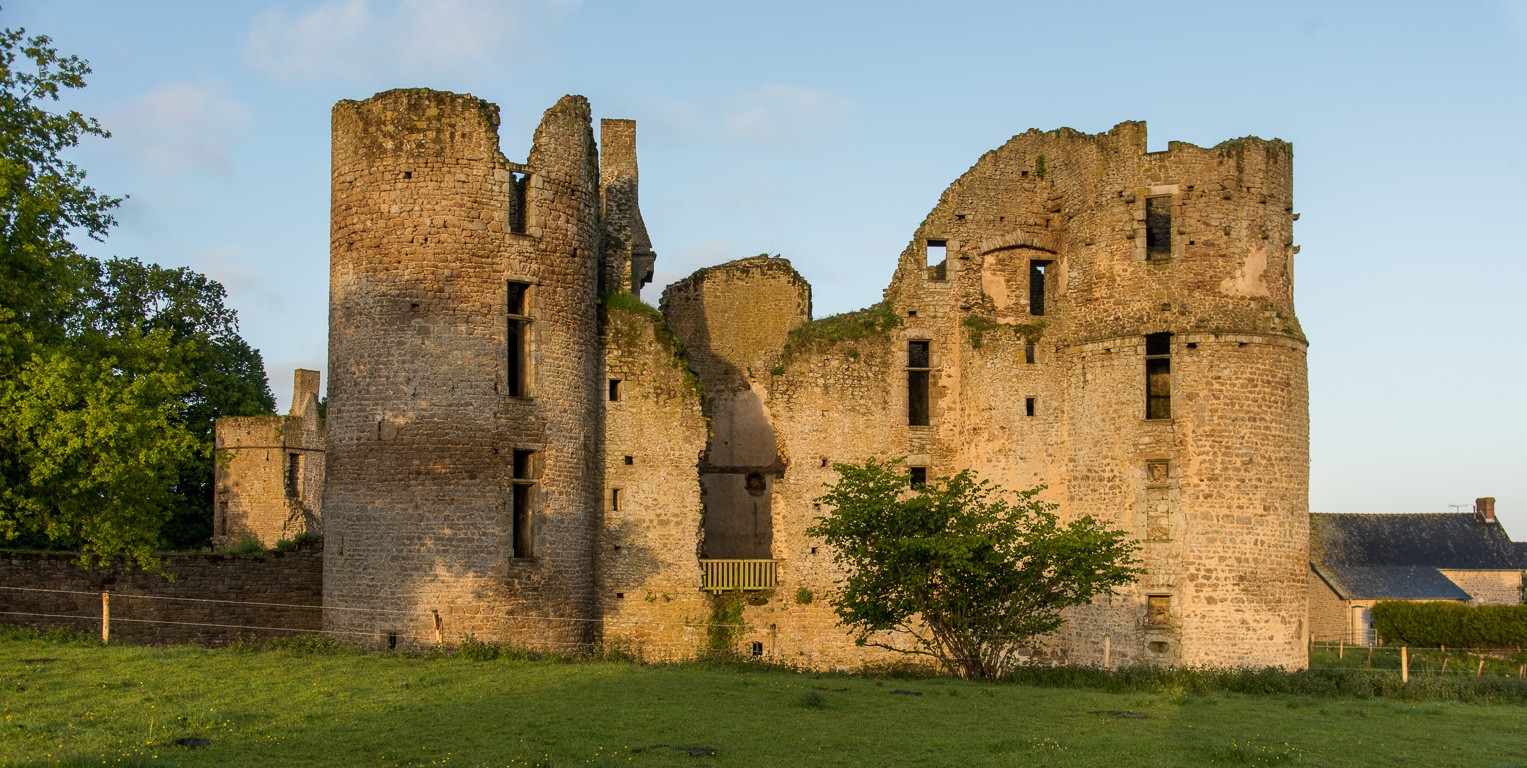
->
321;88;1309;668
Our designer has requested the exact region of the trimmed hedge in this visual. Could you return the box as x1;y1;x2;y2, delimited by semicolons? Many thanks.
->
1372;600;1527;648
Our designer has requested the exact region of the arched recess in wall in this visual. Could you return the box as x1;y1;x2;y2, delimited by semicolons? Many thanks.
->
979;243;1058;318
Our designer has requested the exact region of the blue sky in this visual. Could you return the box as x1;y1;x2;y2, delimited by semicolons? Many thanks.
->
8;1;1526;531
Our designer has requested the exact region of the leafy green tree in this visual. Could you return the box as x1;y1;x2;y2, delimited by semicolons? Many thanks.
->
808;458;1142;680
0;28;272;565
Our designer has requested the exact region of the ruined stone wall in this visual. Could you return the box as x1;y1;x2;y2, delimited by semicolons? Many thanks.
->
325;89;602;649
0;548;322;645
599;119;654;298
213;368;324;548
595;305;709;658
1440;570;1524;606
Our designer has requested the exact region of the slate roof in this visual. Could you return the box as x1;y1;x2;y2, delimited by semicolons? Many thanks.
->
1310;513;1526;601
1311;565;1472;601
1310;513;1526;570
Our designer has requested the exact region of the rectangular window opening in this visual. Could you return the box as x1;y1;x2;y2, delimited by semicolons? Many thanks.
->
907;340;931;427
925;240;947;281
910;467;927;488
1145;332;1172;420
286;453;301;499
1025;397;1036;417
611;488;622;512
1146;196;1172;257
512;449;535;559
1029;261;1051;316
1147;595;1171;628
623;455;634;465
506;281;532;398
508;172;529;234
608;379;622;402
1024;343;1036;364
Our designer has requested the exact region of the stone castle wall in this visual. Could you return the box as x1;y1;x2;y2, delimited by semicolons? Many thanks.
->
214;369;325;547
323;90;1309;670
0;548;322;645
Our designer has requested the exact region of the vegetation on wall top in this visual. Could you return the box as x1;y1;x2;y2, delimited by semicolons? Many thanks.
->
601;291;705;400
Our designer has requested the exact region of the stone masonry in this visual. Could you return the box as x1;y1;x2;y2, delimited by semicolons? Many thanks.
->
325;89;1309;670
214;369;325;547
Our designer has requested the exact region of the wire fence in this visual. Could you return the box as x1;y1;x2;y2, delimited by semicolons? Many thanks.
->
5;584;1527;681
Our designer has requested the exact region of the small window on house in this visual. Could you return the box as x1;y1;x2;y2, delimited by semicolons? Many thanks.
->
506;282;532;397
1147;595;1171;628
1145;333;1172;420
910;467;927;488
512;449;536;558
908;341;931;427
751;641;764;656
1025;397;1036;417
1146;196;1172;258
925;240;947;280
286;453;301;499
608;379;622;402
1029;261;1051;316
1025;343;1035;365
508;171;529;234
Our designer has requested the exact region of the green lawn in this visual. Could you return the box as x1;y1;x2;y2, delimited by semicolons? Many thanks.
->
3;633;1526;767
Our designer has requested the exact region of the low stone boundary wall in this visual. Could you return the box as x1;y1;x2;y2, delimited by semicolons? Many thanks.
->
0;546;322;646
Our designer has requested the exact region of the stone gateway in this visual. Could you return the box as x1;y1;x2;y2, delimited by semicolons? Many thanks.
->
322;88;1309;669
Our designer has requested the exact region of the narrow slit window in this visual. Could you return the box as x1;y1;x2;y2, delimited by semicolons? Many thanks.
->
512;449;535;558
508;172;529;234
611;488;622;512
286;453;301;499
1029;261;1051;316
910;467;927;488
1145;332;1172;420
925;240;947;280
1146;196;1172;258
506;282;532;397
907;340;931;427
1025;343;1036;364
1025;397;1036;417
608;379;621;402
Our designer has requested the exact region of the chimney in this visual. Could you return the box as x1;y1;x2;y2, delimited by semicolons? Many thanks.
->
1475;497;1497;524
291;369;321;417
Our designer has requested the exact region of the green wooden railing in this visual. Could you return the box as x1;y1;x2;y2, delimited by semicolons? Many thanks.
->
700;559;780;592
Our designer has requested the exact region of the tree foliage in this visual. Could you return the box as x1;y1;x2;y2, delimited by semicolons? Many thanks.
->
0;28;273;566
1373;600;1527;649
808;458;1142;680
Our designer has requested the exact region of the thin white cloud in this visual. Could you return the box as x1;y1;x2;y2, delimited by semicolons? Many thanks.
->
245;0;570;81
720;85;851;145
108;83;250;179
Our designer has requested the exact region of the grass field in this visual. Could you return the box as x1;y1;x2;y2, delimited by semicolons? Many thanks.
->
3;632;1527;767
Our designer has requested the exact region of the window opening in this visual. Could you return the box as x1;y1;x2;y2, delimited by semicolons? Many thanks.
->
745;473;766;496
387;633;398;650
910;467;927;488
608;379;622;402
1146;196;1172;257
624;455;634;465
1025;397;1036;417
611;488;622;512
1029;261;1051;316
1146;595;1171;628
1025;343;1035;365
907;340;931;426
751;641;764;656
506;282;531;397
512;449;536;558
925;240;947;280
1145;333;1172;420
286;453;301;499
508;172;529;234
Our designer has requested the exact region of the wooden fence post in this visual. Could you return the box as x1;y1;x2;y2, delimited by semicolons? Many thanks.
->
1339;638;1344;659
432;610;443;645
1440;656;1449;676
1476;658;1485;678
100;591;109;644
1401;646;1409;683
1103;635;1111;670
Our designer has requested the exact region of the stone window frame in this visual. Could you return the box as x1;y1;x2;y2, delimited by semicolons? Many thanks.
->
903;337;936;428
509;446;541;560
1131;184;1184;262
504;162;535;237
504;276;539;399
1143;592;1177;630
1142;457;1175;543
1143;332;1173;422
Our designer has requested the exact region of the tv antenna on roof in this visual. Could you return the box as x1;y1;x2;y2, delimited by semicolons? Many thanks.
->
1449;503;1471;513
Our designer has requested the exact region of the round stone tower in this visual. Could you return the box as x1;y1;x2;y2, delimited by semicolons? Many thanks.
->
324;88;603;648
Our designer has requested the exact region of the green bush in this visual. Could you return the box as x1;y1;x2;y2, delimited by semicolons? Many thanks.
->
1372;601;1527;648
1004;663;1527;704
224;535;266;556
